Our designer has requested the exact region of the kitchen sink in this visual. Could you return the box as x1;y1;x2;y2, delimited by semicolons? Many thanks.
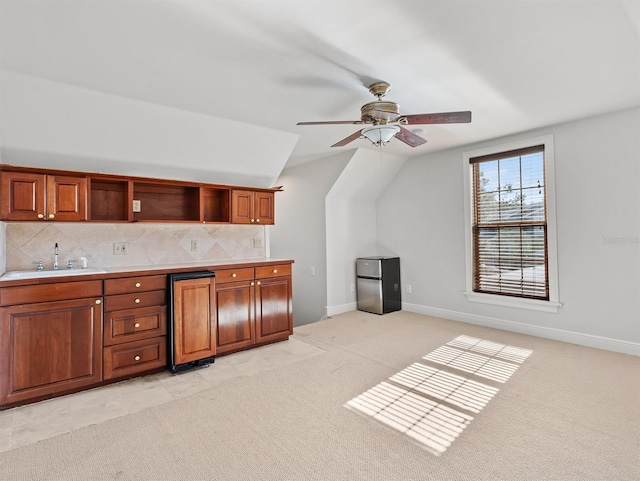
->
0;267;106;280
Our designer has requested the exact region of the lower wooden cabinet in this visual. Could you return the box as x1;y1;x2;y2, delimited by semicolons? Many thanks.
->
215;263;292;355
0;261;292;407
255;264;293;344
103;275;167;381
0;296;103;406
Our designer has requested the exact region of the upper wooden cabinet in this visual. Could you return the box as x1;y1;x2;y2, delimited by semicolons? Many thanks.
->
231;189;274;225
0;165;279;224
0;171;87;221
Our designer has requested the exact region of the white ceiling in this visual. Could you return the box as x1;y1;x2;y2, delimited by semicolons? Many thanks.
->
1;0;639;181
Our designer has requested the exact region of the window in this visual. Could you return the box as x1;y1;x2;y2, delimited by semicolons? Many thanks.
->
463;135;560;312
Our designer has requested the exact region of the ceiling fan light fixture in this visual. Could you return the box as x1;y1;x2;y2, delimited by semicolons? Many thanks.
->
361;125;400;147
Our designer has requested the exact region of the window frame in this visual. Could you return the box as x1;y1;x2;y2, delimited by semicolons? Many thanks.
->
463;134;561;313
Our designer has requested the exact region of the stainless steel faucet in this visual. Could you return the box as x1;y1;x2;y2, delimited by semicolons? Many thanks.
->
53;243;59;270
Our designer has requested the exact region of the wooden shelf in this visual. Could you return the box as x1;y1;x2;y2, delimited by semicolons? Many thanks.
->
1;164;281;225
90;179;131;222
133;182;201;222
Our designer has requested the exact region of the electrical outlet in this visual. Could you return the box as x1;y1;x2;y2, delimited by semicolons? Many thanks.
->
350;283;355;292
310;266;316;276
253;238;264;248
190;240;198;251
406;284;412;294
113;242;129;255
132;200;141;213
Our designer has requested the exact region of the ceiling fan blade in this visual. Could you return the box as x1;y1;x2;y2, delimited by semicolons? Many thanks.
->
395;126;428;147
399;111;472;125
331;130;363;147
297;120;363;126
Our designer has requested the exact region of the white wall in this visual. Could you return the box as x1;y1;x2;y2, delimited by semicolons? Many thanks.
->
270;152;351;326
377;107;640;354
325;149;406;315
0;70;298;188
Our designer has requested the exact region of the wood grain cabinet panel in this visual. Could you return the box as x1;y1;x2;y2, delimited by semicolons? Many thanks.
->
0;297;103;406
231;190;274;224
103;336;167;380
104;305;166;346
0;171;86;221
255;275;293;344
171;276;216;366
216;279;255;355
103;275;168;380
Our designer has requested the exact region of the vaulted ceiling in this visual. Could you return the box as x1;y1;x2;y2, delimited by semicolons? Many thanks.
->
1;1;638;186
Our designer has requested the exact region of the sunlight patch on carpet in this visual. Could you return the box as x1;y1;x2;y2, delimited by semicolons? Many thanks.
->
345;335;531;456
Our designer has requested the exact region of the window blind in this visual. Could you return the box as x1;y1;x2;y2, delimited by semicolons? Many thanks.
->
470;145;549;299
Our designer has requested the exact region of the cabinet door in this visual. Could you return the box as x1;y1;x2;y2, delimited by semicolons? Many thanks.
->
0;171;46;221
255;276;293;344
254;191;274;225
46;175;87;221
216;280;255;354
0;297;103;406
172;277;216;366
231;189;254;224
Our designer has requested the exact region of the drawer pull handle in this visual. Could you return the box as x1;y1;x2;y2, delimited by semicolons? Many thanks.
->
134;355;141;361
95;299;101;305
232;273;237;278
134;322;140;328
135;282;141;288
134;298;140;304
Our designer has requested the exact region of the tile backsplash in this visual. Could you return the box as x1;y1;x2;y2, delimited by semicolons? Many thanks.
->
3;222;266;272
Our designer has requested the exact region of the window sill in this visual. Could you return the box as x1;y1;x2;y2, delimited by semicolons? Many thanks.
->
464;291;562;313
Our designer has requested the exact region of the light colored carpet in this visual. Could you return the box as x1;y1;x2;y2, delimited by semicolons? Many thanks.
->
0;310;638;481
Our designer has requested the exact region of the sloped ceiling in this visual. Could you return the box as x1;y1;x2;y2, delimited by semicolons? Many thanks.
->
1;1;638;186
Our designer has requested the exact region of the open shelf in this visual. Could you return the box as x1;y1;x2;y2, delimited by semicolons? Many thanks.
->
133;182;200;222
90;179;130;221
202;187;230;223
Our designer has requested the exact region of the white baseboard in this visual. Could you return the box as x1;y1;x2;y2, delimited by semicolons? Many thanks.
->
327;302;357;317
402;302;640;356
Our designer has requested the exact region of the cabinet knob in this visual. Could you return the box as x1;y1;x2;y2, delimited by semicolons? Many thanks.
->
273;269;278;273
232;273;237;278
250;281;255;286
134;322;140;328
256;281;261;286
134;355;141;361
95;299;101;305
37;213;44;219
48;214;55;219
134;298;140;304
135;282;141;288
256;219;260;223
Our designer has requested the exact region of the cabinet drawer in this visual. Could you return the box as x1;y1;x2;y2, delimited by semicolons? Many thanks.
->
215;268;255;284
103;336;167;380
255;264;291;279
104;290;166;311
104;275;167;295
104;305;167;346
0;281;103;307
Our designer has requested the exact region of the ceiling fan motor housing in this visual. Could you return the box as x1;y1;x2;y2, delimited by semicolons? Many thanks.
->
361;101;400;124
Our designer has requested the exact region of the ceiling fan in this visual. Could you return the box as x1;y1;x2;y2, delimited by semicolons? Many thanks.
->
297;81;471;148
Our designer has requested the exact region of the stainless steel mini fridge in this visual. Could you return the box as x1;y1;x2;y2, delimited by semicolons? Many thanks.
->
356;257;401;314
